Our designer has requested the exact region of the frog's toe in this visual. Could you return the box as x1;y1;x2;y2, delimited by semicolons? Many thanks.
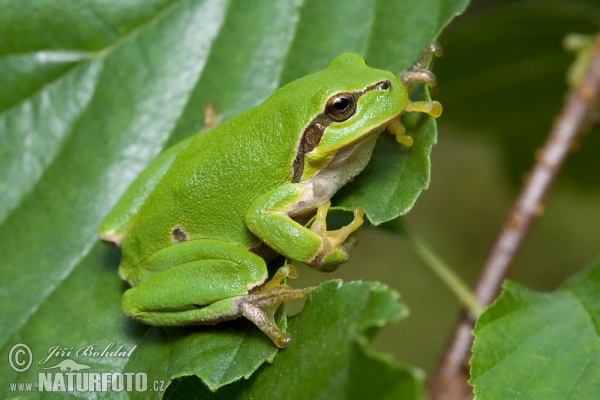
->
257;264;299;293
238;301;292;348
324;206;364;249
236;269;313;348
305;205;365;272
406;100;443;119
400;69;438;91
386;116;414;146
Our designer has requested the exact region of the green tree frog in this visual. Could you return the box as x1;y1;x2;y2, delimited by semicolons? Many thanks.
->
99;46;442;348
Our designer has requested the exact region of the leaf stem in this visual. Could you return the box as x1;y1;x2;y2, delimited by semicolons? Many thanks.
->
403;224;484;317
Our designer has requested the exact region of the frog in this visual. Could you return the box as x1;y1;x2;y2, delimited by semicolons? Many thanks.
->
99;44;442;348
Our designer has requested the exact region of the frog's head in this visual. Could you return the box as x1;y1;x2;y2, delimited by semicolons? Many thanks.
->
292;53;409;182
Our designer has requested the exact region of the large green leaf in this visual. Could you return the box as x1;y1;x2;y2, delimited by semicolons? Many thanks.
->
123;305;287;394
163;281;423;399
470;256;600;399
0;0;468;397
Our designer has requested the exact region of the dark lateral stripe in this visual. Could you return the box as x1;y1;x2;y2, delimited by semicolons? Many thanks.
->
291;80;390;183
292;113;329;182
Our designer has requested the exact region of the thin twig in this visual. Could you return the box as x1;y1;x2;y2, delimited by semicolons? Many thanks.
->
428;33;600;400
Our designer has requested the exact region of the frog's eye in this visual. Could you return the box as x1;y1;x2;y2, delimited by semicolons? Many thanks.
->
325;92;356;121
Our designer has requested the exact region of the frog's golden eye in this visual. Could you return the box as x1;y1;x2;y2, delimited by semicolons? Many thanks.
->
325;92;356;121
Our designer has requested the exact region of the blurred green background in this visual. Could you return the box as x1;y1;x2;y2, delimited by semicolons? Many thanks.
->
294;0;600;375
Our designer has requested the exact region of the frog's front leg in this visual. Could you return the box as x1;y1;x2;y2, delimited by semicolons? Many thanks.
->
246;184;364;272
388;42;443;146
121;239;310;348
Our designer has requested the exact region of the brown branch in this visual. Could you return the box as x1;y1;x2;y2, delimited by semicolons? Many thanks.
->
428;33;600;400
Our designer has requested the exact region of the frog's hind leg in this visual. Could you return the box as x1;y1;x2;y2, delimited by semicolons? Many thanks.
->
122;239;311;348
400;41;443;93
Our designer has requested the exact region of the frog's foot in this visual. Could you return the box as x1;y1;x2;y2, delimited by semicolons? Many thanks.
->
408;41;443;71
307;200;364;272
386;100;443;146
255;263;299;293
386;116;412;147
400;42;442;94
400;69;438;92
237;264;313;348
390;43;443;147
406;100;443;118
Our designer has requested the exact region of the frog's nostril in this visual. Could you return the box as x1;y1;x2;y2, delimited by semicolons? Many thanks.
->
377;80;391;91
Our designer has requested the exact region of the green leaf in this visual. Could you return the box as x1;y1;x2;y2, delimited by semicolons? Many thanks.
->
1;245;142;399
470;255;600;399
0;0;468;396
124;307;286;395
165;281;424;400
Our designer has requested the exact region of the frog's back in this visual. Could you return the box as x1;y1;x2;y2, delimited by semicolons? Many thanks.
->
120;100;304;267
